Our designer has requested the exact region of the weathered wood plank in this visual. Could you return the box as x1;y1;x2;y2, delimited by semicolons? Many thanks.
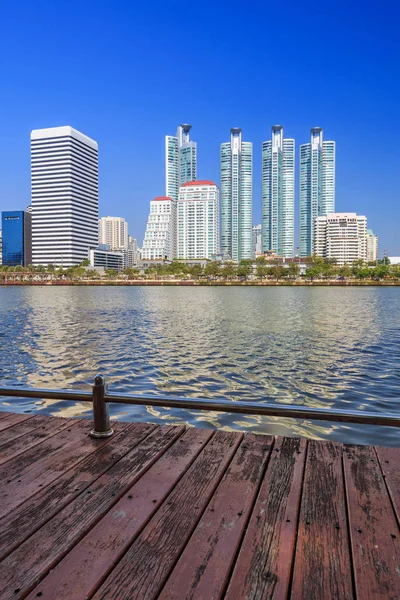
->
225;436;307;600
93;430;242;600
343;443;400;599
375;446;400;525
0;413;34;432
0;415;54;447
0;412;12;420
291;440;354;599
0;425;184;600
159;433;274;600
28;428;214;600
0;416;77;466
0;422;152;561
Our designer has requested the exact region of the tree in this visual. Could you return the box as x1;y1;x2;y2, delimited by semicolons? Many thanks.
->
204;261;221;278
105;268;118;279
123;268;140;279
287;262;300;278
237;260;253;279
188;264;203;279
221;262;237;280
80;259;90;267
86;269;99;280
338;264;352;278
270;265;285;280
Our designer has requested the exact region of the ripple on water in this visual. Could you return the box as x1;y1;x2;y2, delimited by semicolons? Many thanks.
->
1;285;400;446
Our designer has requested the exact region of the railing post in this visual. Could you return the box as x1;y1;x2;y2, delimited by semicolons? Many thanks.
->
90;374;113;438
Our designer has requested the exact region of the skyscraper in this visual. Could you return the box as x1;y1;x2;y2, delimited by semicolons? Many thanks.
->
165;125;197;202
300;127;336;257
220;128;252;260
261;126;295;258
99;217;129;251
177;181;219;259
31;126;98;266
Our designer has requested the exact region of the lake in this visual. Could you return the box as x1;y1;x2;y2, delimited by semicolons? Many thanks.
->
1;285;399;445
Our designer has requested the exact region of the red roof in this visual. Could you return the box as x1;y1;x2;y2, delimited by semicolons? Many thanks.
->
153;196;173;201
181;180;216;187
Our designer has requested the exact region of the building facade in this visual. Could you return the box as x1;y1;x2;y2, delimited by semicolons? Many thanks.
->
1;211;32;267
177;181;219;260
142;196;175;261
165;125;197;203
314;212;367;266
88;246;123;271
99;217;128;251
252;224;262;257
261;126;295;258
220;128;253;260
300;128;336;257
31;126;98;266
366;229;378;263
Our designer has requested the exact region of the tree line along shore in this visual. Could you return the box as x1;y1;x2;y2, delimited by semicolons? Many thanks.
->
0;255;397;285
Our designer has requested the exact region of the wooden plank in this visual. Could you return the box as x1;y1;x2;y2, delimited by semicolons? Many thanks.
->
0;416;77;466
0;424;184;599
375;446;400;525
0;413;34;432
159;433;274;600
291;440;354;599
93;430;242;600
0;422;153;561
0;415;54;447
0;412;12;419
28;428;214;600
225;436;307;600
343;443;400;599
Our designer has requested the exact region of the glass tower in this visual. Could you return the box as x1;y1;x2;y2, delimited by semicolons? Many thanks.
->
220;128;253;260
1;211;32;266
300;127;336;257
261;126;295;257
165;124;197;203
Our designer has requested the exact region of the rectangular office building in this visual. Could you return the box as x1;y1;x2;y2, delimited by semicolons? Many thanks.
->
31;126;99;266
1;211;32;267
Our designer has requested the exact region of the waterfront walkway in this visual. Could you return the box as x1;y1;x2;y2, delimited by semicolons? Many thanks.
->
0;412;399;599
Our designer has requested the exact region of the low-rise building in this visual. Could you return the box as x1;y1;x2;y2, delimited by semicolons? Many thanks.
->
314;212;367;266
88;245;123;271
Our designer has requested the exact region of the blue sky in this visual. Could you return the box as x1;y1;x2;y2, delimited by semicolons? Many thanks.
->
0;0;399;254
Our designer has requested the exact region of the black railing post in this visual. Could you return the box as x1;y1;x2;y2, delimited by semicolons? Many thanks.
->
90;374;113;438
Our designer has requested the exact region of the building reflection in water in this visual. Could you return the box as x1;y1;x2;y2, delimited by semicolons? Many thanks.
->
1;285;399;446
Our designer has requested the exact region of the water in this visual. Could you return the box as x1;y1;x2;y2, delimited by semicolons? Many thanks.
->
1;285;400;446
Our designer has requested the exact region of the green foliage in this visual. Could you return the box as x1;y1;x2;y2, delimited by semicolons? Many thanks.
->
237;260;253;278
287;262;300;278
105;268;118;278
204;261;221;278
221;262;237;279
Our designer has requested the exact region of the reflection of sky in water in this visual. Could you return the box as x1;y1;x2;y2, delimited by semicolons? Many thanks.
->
1;286;400;445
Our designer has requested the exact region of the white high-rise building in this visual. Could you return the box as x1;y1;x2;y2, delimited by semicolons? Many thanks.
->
165;125;197;203
262;126;295;258
220;128;253;260
177;181;219;259
314;212;367;266
300;128;336;257
142;196;175;261
366;229;378;263
31;126;98;266
99;216;128;250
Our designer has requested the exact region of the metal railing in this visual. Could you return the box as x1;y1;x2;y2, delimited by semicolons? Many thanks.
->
0;374;400;438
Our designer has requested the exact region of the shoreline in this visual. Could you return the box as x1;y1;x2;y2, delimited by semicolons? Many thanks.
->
1;280;400;287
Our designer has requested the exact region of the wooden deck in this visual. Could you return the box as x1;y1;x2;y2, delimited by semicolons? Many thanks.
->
0;413;399;599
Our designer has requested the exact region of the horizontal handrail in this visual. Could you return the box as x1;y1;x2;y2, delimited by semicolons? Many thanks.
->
0;381;400;433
